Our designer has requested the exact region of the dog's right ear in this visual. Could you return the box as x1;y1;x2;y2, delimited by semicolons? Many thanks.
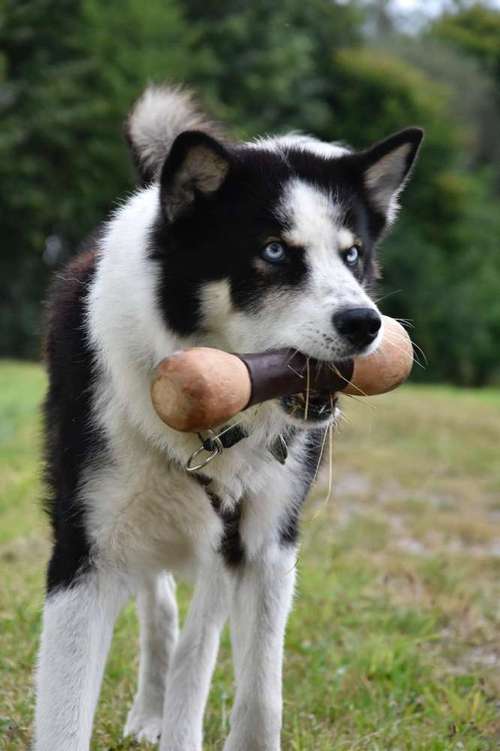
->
160;131;231;222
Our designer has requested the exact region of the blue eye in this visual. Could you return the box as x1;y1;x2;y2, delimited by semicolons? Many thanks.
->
261;241;287;264
344;246;360;266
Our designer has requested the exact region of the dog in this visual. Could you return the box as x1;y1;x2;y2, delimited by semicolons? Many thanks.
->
33;84;422;751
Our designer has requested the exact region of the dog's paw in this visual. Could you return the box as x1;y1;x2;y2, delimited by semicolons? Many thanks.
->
124;701;162;745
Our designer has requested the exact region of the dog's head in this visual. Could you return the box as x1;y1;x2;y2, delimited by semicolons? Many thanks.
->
130;88;422;425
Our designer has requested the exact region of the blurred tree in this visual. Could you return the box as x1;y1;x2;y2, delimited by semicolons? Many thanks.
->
182;0;363;137
325;44;500;384
379;34;500;172
324;47;468;259
382;170;500;385
432;2;500;81
430;3;500;177
366;0;396;35
0;0;194;356
1;0;500;384
0;0;83;356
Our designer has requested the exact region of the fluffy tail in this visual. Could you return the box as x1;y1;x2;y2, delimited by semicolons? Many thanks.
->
126;84;223;184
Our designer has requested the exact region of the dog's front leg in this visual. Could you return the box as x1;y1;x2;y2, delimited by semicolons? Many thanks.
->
159;556;228;751
33;569;128;751
224;542;297;751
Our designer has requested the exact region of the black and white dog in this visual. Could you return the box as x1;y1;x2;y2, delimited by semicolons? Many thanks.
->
34;85;422;751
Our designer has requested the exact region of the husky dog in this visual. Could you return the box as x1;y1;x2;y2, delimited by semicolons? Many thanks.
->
33;85;422;751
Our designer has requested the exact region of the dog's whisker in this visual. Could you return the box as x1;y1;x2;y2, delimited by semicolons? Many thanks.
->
409;339;428;367
384;332;426;370
395;317;414;330
378;326;429;368
373;288;403;304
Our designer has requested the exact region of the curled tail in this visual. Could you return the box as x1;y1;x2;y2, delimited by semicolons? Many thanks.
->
126;84;223;184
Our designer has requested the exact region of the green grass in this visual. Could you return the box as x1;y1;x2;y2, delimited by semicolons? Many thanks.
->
1;362;499;750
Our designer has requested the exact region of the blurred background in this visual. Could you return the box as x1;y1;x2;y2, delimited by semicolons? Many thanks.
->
2;2;500;749
2;0;500;384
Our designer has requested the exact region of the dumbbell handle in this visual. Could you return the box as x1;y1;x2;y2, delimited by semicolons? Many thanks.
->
242;350;354;406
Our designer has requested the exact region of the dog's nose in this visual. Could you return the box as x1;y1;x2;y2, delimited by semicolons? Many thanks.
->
333;307;382;349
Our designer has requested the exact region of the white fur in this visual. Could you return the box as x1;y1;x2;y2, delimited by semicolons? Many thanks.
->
248;132;350;159
124;573;179;743
225;543;296;751
160;556;228;750
34;573;129;751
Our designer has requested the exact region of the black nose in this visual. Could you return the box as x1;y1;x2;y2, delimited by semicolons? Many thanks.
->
333;307;382;349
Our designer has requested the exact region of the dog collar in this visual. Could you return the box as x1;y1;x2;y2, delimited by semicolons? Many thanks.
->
185;424;291;473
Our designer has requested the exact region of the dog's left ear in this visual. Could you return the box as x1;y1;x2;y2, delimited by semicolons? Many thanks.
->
160;131;231;222
360;127;423;222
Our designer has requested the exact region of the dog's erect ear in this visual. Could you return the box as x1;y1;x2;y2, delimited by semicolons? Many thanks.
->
360;128;423;222
160;131;231;221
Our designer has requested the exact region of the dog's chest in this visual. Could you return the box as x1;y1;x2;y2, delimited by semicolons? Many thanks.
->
87;426;298;575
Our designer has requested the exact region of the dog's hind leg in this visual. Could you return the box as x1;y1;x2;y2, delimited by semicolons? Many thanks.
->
33;568;129;751
124;571;179;744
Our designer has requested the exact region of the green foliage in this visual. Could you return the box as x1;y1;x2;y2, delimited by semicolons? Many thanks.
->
432;2;500;80
0;0;195;356
2;0;500;383
182;0;363;136
383;172;500;385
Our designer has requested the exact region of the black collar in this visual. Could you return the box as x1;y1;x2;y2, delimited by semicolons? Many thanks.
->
200;424;249;452
199;424;294;466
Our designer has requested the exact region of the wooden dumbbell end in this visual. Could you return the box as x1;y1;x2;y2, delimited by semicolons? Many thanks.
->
346;316;413;396
151;348;252;432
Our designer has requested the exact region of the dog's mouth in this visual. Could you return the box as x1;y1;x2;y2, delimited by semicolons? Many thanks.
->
280;391;337;423
272;350;348;424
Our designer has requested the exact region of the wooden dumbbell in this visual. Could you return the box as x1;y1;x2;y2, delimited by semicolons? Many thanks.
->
151;316;413;433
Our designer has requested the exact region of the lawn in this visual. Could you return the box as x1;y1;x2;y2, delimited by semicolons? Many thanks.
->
1;361;499;750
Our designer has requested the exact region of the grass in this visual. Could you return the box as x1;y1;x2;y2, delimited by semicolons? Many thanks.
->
1;361;499;750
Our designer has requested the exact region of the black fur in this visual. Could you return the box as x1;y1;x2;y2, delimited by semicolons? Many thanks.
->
192;473;245;567
43;250;104;593
208;490;245;568
279;428;325;546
